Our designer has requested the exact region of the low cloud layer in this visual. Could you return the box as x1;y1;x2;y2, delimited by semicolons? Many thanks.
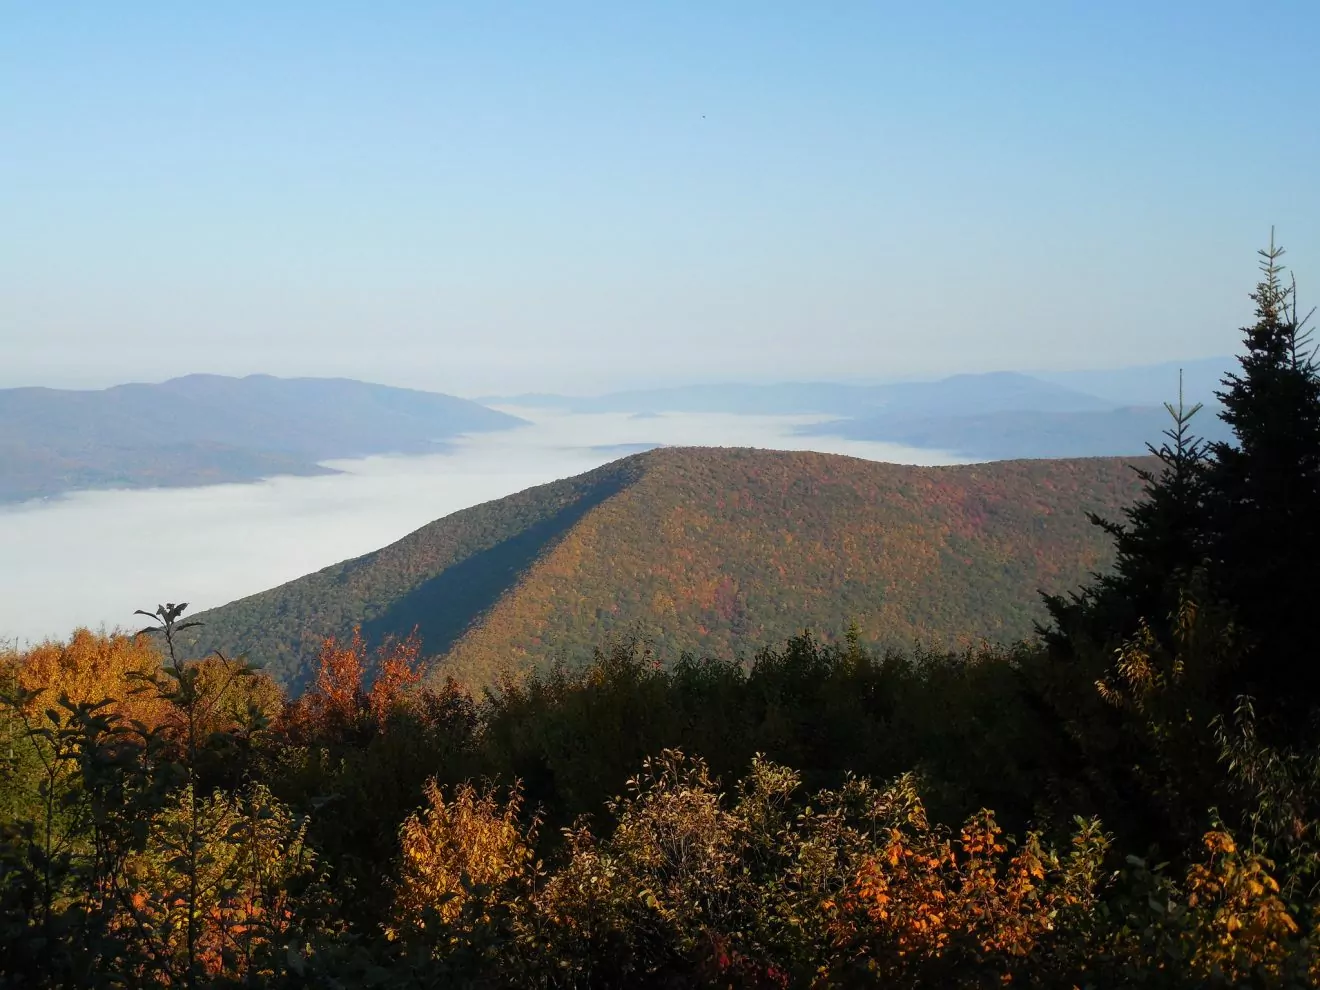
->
0;410;961;644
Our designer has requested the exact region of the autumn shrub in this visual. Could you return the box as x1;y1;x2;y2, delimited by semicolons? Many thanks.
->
393;779;536;934
280;626;427;741
0;612;323;988
824;796;1111;985
116;783;324;984
532;751;761;985
371;751;1320;989
1179;829;1306;983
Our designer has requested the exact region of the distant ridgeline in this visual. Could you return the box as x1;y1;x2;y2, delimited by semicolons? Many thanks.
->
489;358;1236;461
1;360;1234;503
0;374;524;503
188;446;1148;692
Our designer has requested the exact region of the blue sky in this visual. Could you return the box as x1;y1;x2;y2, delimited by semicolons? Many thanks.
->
3;2;1317;394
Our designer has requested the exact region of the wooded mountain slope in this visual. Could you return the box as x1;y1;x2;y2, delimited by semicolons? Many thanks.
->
189;447;1148;690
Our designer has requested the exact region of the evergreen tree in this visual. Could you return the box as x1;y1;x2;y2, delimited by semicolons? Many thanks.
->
1204;234;1320;732
1041;373;1209;653
1047;235;1320;737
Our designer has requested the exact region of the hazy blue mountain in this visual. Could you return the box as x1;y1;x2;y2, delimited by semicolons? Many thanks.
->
491;359;1239;421
0;374;525;503
488;371;1113;418
805;404;1235;460
1036;356;1233;408
867;372;1115;417
488;361;1236;460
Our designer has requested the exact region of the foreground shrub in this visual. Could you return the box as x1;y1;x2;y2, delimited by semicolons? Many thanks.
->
394;780;536;933
370;749;1320;988
118;783;323;983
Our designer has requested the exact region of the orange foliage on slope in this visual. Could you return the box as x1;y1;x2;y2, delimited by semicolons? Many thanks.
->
12;628;172;727
439;449;1144;686
7;629;283;741
284;627;426;738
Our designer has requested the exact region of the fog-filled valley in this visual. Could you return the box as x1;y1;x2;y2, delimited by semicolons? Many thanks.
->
0;408;960;642
0;359;1240;644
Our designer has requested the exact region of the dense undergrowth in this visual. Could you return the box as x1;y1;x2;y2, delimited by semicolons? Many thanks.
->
3;241;1320;987
3;622;1318;988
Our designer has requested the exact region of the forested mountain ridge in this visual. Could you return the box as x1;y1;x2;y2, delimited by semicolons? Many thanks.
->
186;456;646;688
0;374;524;502
189;447;1148;690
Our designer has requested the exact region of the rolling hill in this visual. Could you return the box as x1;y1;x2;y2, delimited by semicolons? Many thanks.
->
0;374;525;502
187;447;1148;692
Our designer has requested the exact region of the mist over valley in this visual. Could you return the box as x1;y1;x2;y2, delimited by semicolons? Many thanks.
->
0;407;962;643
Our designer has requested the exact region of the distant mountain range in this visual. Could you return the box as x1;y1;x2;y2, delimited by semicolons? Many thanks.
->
187;447;1148;692
489;358;1237;461
1035;356;1233;408
0;375;525;503
800;404;1234;460
4;358;1236;503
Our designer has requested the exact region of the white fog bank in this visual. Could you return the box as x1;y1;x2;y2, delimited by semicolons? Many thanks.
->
0;409;963;644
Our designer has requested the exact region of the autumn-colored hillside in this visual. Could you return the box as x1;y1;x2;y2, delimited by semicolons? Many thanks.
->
10;242;1319;989
188;447;1147;690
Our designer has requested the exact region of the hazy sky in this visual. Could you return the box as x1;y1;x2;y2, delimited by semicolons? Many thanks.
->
4;2;1318;395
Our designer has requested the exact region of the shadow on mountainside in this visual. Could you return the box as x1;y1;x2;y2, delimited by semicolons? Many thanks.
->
360;471;632;664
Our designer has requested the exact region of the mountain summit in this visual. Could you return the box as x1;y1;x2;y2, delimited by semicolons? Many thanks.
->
189;447;1146;690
